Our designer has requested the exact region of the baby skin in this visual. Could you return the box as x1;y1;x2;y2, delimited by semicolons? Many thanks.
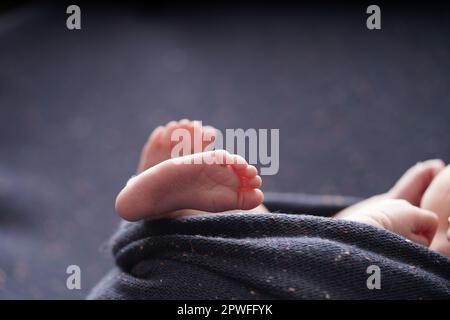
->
116;120;264;221
116;120;450;258
421;164;450;257
343;161;450;257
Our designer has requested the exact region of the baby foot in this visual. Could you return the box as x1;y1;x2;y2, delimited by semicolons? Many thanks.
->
421;164;450;258
344;199;438;247
116;150;264;221
137;119;217;173
335;159;445;219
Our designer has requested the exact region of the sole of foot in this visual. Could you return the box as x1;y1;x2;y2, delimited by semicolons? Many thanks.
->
117;150;264;221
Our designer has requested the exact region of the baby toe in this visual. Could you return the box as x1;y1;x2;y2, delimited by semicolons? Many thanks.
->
229;154;248;170
179;118;191;125
149;126;165;145
164;121;179;142
244;165;258;178
245;175;262;189
239;188;264;210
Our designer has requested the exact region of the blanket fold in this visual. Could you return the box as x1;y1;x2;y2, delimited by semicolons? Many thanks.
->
89;209;450;299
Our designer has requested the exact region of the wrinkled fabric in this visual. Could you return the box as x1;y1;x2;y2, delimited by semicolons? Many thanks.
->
89;194;450;300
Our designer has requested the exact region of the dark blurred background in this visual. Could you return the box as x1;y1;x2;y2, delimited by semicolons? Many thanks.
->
0;1;449;299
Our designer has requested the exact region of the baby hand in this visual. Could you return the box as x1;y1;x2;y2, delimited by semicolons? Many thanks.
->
343;199;439;247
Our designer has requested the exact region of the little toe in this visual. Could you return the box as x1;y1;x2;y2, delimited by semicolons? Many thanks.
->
238;188;264;210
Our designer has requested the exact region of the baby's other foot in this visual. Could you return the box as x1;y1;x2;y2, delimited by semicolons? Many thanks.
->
116;150;264;221
421;164;450;258
344;199;438;247
137;119;217;173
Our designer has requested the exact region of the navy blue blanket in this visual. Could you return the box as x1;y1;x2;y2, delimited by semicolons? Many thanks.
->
89;195;450;299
